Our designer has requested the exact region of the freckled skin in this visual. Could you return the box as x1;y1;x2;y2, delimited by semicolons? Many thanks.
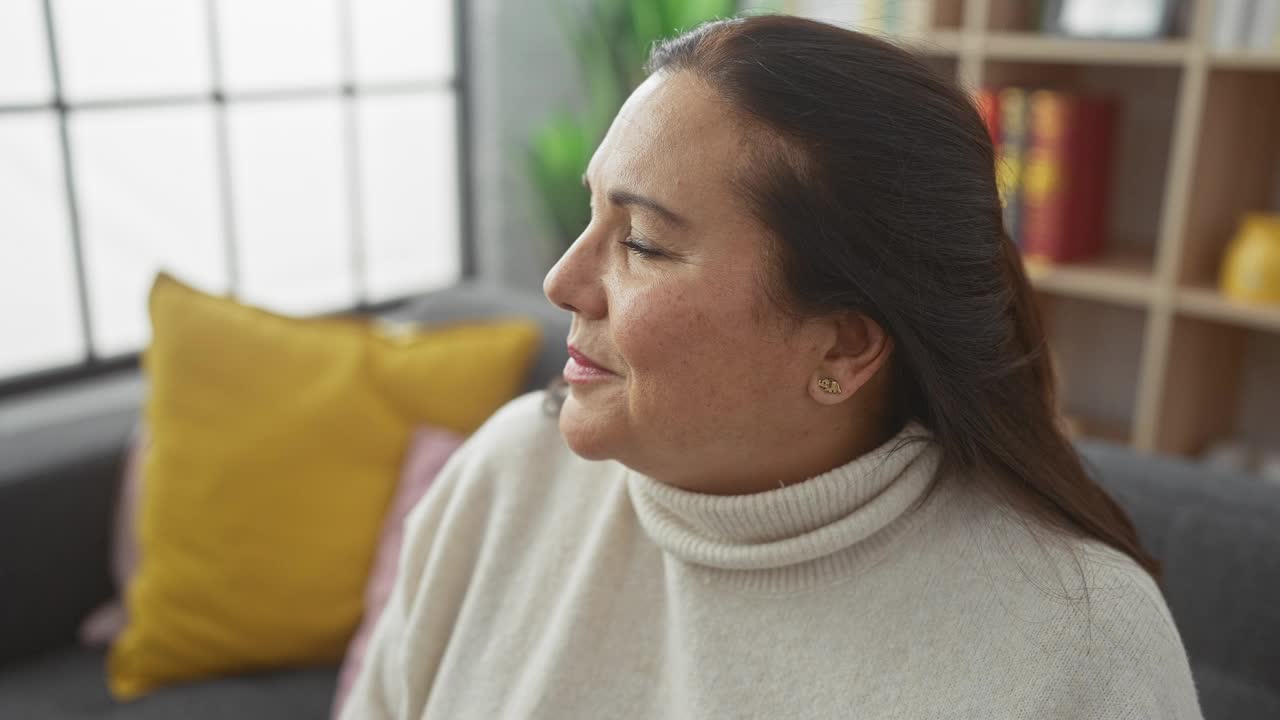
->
543;71;891;496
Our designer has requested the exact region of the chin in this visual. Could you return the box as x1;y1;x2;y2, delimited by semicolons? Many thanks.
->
557;392;620;461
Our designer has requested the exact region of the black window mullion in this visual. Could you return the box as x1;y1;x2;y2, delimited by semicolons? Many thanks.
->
40;0;96;363
205;0;240;296
453;0;475;279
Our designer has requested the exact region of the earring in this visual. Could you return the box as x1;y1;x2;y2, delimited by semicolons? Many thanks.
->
817;378;842;395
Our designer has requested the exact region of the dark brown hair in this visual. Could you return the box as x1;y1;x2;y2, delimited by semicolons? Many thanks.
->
647;15;1157;576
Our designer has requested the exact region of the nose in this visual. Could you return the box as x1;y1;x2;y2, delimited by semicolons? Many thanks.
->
543;230;606;319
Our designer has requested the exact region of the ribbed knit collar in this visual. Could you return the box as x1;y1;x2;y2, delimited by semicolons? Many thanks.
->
625;423;942;591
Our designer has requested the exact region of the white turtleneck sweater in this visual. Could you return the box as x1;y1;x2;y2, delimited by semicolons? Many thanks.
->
341;392;1202;719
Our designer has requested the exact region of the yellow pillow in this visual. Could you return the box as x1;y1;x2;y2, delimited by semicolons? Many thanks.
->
108;274;539;700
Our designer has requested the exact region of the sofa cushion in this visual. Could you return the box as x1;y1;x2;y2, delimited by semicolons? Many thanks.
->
385;281;571;392
1193;663;1280;720
0;374;139;667
108;275;540;699
0;282;564;672
332;425;465;718
0;647;336;719
1078;440;1280;715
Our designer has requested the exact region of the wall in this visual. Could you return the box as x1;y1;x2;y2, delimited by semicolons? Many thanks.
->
468;0;591;293
467;1;775;292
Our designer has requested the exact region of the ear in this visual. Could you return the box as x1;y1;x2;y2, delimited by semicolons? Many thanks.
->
808;312;893;406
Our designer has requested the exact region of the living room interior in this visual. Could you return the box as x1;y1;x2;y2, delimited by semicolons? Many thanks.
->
1;1;1278;718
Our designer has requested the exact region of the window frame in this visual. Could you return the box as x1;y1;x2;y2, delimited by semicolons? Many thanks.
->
0;0;476;400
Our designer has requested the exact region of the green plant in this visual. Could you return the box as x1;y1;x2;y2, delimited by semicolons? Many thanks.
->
527;0;743;252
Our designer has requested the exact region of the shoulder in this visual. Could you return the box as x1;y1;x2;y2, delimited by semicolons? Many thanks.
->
941;492;1200;715
1044;541;1200;716
952;492;1178;641
1063;540;1182;650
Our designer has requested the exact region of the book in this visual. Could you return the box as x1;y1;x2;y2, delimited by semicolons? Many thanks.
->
898;0;933;37
1248;0;1280;51
1215;0;1280;51
1041;0;1176;39
1213;0;1255;49
975;87;1000;148
882;0;932;36
1020;90;1118;263
792;0;931;35
997;87;1032;247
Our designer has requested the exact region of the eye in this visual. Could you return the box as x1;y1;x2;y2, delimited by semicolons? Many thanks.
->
621;236;663;259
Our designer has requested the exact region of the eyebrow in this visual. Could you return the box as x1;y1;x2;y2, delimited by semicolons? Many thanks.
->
583;174;689;229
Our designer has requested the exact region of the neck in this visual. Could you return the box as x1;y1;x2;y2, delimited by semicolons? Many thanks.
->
649;393;898;496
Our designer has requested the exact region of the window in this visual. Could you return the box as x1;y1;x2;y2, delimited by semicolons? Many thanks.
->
0;0;469;391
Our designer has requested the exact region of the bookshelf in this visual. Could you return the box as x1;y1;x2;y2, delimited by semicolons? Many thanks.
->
1176;286;1280;333
796;0;1280;463
981;33;1190;65
1024;251;1156;308
1210;51;1280;70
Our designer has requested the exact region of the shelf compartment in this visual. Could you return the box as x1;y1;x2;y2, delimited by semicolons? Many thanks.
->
932;0;965;30
1177;68;1280;288
983;33;1189;66
986;0;1040;32
1209;53;1280;72
985;0;1191;39
1024;249;1156;308
905;30;964;56
1063;414;1133;445
983;62;1180;286
1156;316;1280;458
1037;295;1146;446
1176;286;1280;334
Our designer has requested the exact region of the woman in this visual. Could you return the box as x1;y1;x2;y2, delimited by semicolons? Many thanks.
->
344;15;1201;719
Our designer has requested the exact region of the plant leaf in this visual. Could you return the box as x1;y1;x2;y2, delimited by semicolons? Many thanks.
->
526;1;743;251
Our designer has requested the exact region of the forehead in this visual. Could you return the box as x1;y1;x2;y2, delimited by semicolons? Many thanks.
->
587;71;748;201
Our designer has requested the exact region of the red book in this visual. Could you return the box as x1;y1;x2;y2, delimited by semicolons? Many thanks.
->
975;87;1000;147
1020;91;1117;263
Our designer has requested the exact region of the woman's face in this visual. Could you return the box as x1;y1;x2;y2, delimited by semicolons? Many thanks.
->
543;71;856;493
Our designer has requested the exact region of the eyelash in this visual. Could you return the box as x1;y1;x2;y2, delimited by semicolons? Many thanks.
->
622;236;663;259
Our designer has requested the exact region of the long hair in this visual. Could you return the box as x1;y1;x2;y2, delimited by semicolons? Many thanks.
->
645;15;1157;576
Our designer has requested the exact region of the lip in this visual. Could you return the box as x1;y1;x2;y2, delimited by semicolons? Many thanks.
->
564;344;617;384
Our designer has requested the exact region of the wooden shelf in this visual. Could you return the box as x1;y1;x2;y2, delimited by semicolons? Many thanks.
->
982;32;1189;66
1064;414;1133;445
1024;252;1156;308
1176;287;1280;334
907;30;964;56
1209;52;1280;71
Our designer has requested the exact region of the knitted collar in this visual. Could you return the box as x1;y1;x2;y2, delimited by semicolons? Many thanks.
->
625;423;943;591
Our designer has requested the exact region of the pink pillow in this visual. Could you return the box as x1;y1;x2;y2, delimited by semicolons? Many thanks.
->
330;426;464;718
79;425;148;646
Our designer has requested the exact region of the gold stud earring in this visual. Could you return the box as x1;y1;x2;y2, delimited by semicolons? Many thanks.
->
817;378;842;395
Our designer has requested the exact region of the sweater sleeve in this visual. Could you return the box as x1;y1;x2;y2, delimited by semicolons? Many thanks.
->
338;426;491;720
337;393;545;719
338;564;408;719
337;465;456;720
1090;577;1203;720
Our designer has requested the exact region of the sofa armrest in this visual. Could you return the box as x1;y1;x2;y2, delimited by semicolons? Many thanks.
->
0;372;141;668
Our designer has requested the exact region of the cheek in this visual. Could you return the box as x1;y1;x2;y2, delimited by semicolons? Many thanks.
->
611;284;697;378
612;280;780;403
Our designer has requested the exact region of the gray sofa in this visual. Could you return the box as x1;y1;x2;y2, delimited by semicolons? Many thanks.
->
1;283;1277;719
